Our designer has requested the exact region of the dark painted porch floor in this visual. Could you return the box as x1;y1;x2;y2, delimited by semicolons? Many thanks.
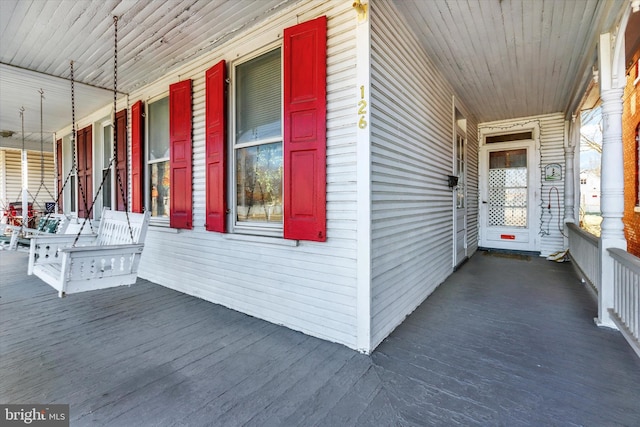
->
1;250;639;426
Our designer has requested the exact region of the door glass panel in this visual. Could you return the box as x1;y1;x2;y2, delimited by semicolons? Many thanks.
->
456;134;465;208
102;125;112;209
489;149;527;227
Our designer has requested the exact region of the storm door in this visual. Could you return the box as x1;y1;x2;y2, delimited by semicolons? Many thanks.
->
480;140;537;251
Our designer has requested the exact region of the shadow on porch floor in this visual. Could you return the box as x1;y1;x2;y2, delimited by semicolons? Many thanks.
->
1;249;638;426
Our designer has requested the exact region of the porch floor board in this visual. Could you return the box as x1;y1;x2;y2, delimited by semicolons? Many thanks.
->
1;250;639;426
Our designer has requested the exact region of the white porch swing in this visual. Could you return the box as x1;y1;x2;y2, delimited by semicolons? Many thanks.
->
28;16;151;297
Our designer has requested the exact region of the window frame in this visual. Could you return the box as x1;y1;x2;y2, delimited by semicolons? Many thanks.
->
455;125;466;209
61;133;77;215
145;92;171;226
635;123;640;210
229;42;284;238
98;118;114;218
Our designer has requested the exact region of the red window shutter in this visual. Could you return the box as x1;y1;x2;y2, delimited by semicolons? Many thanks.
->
56;138;63;213
283;16;327;241
77;125;93;219
205;60;227;232
115;109;127;211
131;101;144;213
169;79;193;229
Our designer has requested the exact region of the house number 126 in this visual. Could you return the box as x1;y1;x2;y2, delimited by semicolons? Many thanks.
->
358;85;367;129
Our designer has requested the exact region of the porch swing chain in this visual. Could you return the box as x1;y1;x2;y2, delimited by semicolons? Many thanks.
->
72;15;134;246
112;16;135;243
40;90;44;184
30;89;56;211
71;61;95;235
45;63;77;221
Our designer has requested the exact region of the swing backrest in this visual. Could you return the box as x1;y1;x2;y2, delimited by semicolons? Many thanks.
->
96;208;151;246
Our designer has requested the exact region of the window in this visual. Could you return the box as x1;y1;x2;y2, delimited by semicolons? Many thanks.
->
485;132;533;144
147;96;170;219
55;139;63;212
101;122;113;212
233;48;283;232
636;124;640;207
205;16;327;241
580;178;587;185
62;134;77;213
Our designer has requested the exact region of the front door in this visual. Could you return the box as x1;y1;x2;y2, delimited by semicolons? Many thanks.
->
479;140;537;251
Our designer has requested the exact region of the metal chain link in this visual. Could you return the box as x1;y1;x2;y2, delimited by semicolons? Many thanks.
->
73;15;134;245
112;15;135;242
70;60;94;232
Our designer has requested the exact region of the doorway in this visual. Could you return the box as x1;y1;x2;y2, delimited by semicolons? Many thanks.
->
479;139;538;252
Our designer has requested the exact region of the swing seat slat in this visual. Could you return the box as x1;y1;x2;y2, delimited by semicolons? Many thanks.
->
29;208;151;297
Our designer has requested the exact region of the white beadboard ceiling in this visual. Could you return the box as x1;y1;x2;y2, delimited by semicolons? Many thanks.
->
0;0;631;150
0;0;300;150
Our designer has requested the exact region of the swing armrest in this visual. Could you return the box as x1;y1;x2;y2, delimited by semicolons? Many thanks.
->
3;225;22;250
59;243;144;255
28;234;99;275
30;234;98;245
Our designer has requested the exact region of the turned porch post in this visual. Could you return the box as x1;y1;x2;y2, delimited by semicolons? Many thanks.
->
597;28;628;328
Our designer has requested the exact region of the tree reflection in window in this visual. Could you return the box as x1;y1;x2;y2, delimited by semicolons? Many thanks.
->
236;142;282;223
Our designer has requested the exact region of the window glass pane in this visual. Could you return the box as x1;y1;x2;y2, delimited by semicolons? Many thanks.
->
70;176;76;212
150;161;170;218
102;169;111;208
236;48;281;144
103;125;112;167
149;97;169;160
103;125;113;209
489;149;526;169
236;142;282;223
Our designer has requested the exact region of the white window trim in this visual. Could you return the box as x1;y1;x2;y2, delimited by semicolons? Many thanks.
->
479;121;541;147
145;92;170;227
229;41;284;238
98;118;114;218
61;133;77;216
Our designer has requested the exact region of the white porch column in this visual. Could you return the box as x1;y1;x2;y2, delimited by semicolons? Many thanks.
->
598;87;627;328
596;24;629;328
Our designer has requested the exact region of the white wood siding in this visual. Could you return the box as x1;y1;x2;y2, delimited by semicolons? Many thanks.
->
125;1;360;348
538;114;567;257
2;149;21;209
369;0;479;349
479;113;567;257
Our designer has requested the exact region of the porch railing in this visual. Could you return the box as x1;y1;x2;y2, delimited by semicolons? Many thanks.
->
567;223;600;295
608;248;640;358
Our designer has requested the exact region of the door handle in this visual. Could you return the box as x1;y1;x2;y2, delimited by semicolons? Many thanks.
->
482;201;487;204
